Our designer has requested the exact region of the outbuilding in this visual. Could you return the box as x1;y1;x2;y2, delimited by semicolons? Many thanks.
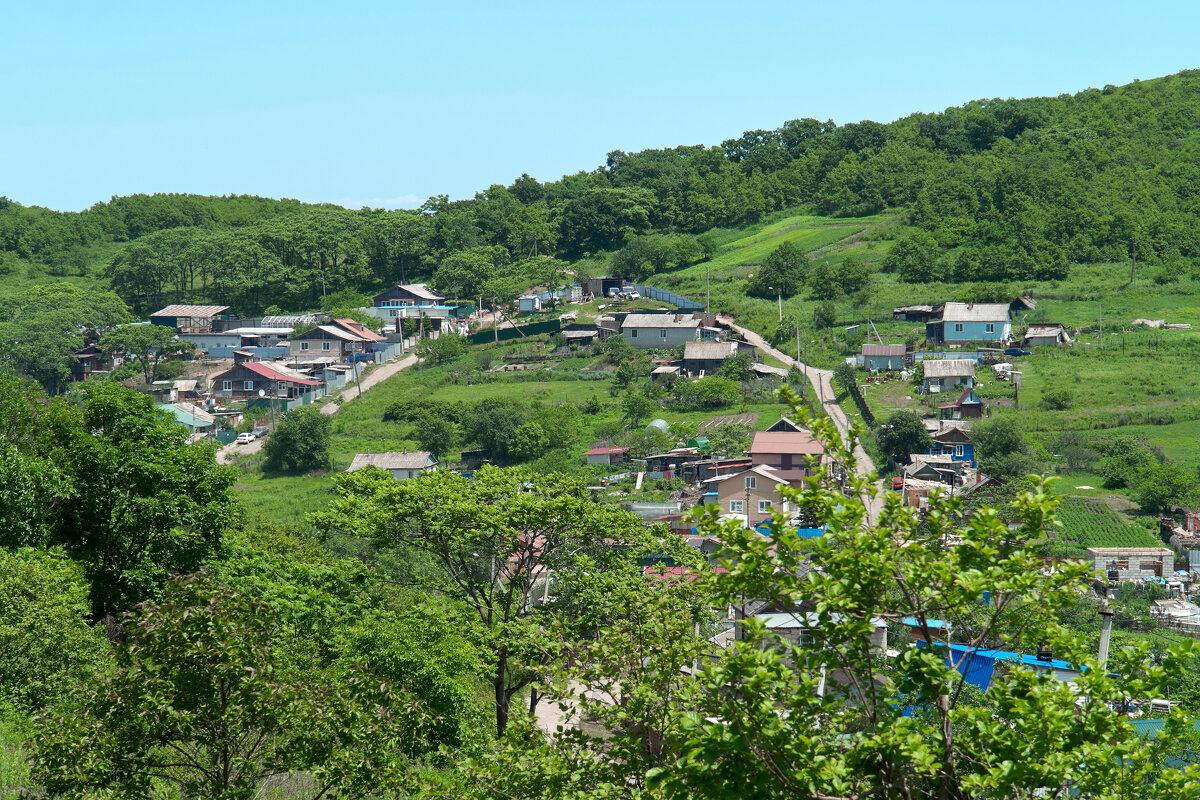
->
861;343;906;371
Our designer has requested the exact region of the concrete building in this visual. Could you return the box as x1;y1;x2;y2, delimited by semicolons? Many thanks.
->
371;284;443;307
1087;547;1175;582
621;313;701;349
747;430;824;473
582;446;631;466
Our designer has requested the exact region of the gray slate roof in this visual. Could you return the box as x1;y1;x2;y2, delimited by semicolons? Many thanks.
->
939;302;1010;323
922;359;976;379
347;452;436;471
683;341;737;360
621;313;700;330
861;344;906;356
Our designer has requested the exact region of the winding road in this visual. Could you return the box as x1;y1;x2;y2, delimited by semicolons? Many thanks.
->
721;317;885;522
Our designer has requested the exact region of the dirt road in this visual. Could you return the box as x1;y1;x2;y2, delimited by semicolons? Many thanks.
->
216;353;418;465
722;318;885;523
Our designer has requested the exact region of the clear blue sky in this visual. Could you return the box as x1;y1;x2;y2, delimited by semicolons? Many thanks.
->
2;1;1197;212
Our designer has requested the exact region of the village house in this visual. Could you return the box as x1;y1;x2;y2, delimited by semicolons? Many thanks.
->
765;416;806;433
211;358;323;401
149;304;230;333
925;302;1012;345
582;446;631;466
681;340;739;375
921;359;975;395
347;451;438;480
893;304;937;322
927;423;975;466
70;343;114;382
902;454;972;487
621;313;701;349
290;325;368;360
1023;323;1072;347
1088;547;1175;582
709;465;802;522
937;387;983;419
861;343;906;371
748;430;825;473
371;283;443;307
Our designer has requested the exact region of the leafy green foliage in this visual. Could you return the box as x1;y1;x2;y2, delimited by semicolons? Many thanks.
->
31;571;422;800
876;410;933;462
99;322;177;384
0;548;110;712
672;376;740;411
416;332;469;365
263;405;332;474
747;241;807;298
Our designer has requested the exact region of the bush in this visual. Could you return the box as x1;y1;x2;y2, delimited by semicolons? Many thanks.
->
1040;388;1073;410
262;406;331;474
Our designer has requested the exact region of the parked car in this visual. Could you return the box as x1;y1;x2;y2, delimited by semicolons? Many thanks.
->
1004;347;1032;357
251;426;270;439
236;432;256;444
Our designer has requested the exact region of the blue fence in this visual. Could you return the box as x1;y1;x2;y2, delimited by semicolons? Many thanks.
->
630;284;704;311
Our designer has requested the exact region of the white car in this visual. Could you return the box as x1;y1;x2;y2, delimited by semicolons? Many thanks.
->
236;433;256;445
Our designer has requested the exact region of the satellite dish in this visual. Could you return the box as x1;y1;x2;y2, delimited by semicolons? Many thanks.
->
258;389;266;398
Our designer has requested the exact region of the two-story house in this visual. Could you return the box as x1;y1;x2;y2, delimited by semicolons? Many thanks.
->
211;359;323;400
371;283;444;307
290;325;367;360
747;430;825;474
710;465;802;522
927;424;975;466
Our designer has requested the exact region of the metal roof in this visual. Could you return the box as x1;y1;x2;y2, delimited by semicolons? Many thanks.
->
583;447;631;456
240;362;322;386
347;451;437;471
748;431;824;456
683;341;737;360
939;302;1010;323
150;304;229;318
861;344;906;356
922;359;976;378
621;313;700;329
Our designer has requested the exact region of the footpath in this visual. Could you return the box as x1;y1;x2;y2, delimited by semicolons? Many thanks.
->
720;317;885;523
216;353;418;465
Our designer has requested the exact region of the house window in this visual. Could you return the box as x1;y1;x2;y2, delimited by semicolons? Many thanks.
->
322;341;331;351
389;310;398;317
745;476;757;489
954;323;964;333
630;329;638;338
221;380;232;391
1113;559;1130;570
985;323;995;333
300;342;309;351
243;380;254;391
659;329;667;339
955;444;964;457
729;500;744;514
758;500;772;513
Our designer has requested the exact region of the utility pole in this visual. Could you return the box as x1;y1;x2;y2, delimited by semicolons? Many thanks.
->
776;286;782;322
493;296;499;344
796;327;805;402
1131;240;1138;289
706;269;711;314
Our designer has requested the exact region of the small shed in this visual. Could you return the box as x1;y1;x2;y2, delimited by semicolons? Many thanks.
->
861;343;906;371
938;387;983;420
583;446;631;466
517;294;542;313
682;340;738;375
149;304;229;333
1023;323;1071;347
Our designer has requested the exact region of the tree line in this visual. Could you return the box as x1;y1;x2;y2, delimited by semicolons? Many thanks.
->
8;72;1200;312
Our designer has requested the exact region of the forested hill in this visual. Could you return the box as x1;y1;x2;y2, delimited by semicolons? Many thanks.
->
6;70;1200;312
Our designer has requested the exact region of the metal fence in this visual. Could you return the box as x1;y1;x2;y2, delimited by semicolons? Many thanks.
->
630;284;704;311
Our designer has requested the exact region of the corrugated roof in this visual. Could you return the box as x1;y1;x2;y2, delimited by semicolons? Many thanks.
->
862;344;906;356
150;304;229;318
347;451;437;471
1025;324;1066;336
241;362;322;386
939;302;1010;323
302;325;366;342
621;313;700;329
922;359;975;378
583;447;631;456
683;340;737;360
748;431;824;456
750;363;789;377
332;319;386;342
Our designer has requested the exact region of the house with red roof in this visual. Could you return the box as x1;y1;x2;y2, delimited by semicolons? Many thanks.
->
211;360;322;401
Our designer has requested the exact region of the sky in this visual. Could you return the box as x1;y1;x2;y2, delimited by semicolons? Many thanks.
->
3;1;1199;212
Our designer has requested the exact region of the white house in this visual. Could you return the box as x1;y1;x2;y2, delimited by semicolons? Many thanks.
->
347;451;438;480
621;313;701;349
